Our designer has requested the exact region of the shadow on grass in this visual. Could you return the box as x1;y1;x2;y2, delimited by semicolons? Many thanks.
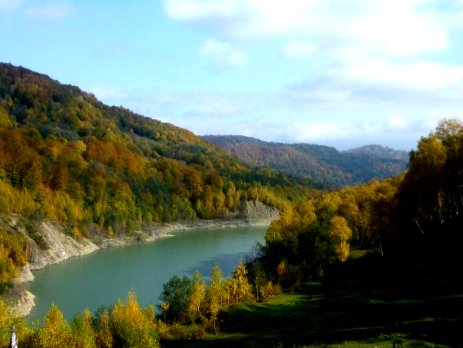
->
163;253;463;347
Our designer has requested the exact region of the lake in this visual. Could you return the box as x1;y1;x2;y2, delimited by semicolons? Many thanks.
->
26;226;267;320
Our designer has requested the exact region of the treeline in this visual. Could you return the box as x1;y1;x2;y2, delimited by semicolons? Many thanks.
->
0;262;280;347
256;119;463;289
0;291;159;347
158;262;280;332
261;176;400;284
0;63;312;291
204;135;408;187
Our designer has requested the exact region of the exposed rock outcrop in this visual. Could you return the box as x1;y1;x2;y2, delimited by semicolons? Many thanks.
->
13;265;34;284
5;289;36;317
2;216;99;274
23;221;99;270
237;200;281;221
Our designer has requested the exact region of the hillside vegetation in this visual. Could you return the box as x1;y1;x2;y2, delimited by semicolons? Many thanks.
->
1;119;460;347
0;61;462;346
0;63;312;290
203;135;408;187
258;119;463;282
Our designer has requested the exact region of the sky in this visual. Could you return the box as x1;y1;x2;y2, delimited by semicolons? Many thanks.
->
1;0;463;150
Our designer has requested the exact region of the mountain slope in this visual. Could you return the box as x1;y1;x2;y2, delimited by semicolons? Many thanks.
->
0;63;309;237
203;135;408;187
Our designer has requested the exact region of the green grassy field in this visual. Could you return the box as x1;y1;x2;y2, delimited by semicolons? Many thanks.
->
163;253;463;347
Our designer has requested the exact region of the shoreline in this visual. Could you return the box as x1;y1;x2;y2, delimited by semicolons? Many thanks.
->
8;218;273;317
99;217;273;248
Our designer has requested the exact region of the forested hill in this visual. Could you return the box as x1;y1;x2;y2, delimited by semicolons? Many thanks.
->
203;135;408;187
0;63;311;236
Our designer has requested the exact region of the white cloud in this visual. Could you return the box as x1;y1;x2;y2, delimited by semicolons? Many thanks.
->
25;2;73;20
278;116;439;150
281;40;317;59
164;0;463;92
388;115;408;130
164;0;239;20
290;121;349;142
199;38;248;68
163;0;455;56
338;60;463;91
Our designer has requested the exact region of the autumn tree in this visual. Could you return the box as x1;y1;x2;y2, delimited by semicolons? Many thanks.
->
392;118;463;258
227;261;254;304
111;291;159;347
187;271;206;323
204;264;224;330
328;215;352;262
35;304;72;348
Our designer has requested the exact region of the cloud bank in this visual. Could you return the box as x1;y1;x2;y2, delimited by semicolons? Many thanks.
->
156;0;463;149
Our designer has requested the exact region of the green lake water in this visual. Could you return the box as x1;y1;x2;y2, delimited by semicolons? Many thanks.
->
26;226;266;320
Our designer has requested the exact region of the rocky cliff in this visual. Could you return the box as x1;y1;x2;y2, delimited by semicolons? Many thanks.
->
237;200;281;221
3;217;99;273
1;216;99;316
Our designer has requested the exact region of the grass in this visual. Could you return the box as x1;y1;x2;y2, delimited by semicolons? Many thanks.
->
163;252;463;347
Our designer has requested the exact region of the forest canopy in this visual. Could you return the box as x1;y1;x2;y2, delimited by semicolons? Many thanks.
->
258;118;463;287
0;63;311;230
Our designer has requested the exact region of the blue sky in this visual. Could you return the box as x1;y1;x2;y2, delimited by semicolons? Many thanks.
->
1;0;463;150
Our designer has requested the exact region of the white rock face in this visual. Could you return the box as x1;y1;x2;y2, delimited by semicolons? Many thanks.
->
8;290;36;317
238;200;281;220
24;221;99;270
13;264;34;284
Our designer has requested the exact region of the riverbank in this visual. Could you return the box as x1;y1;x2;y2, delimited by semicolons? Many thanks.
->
99;217;274;248
7;217;274;317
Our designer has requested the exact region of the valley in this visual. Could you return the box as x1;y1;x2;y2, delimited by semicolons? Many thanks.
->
1;63;462;347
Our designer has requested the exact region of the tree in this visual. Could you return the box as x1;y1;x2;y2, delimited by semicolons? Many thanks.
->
227;261;254;304
250;261;267;302
159;275;193;324
94;309;113;348
111;291;159;347
434;118;463;146
35;304;72;348
205;264;223;330
70;309;96;348
328;215;352;262
187;271;206;323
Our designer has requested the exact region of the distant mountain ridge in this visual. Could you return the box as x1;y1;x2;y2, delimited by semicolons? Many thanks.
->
202;135;409;187
345;144;409;161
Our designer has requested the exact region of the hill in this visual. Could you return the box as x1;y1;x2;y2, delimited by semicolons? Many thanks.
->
0;63;314;227
0;62;315;289
203;135;408;187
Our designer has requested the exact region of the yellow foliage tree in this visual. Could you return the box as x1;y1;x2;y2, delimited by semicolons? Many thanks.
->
227;261;254;305
111;291;159;348
328;215;352;262
187;271;206;323
205;264;224;330
35;304;72;348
